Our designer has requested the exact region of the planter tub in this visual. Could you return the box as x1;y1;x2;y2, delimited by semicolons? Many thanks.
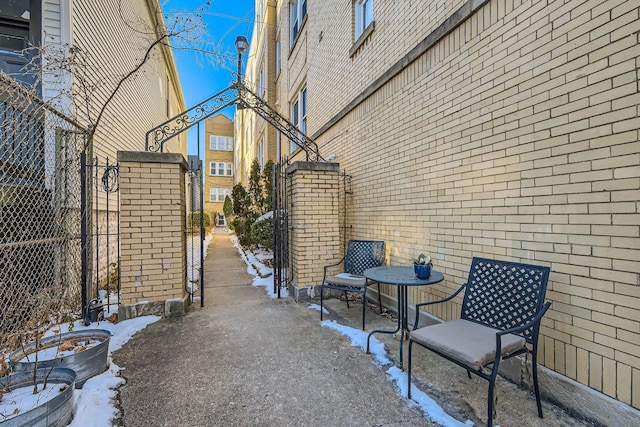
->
0;367;75;427
9;329;111;388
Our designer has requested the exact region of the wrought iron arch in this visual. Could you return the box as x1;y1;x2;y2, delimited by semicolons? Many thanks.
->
146;81;322;162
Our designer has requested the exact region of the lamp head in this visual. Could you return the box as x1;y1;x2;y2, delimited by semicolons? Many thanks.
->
234;35;249;55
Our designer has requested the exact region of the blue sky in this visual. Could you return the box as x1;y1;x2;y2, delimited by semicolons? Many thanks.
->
162;0;255;154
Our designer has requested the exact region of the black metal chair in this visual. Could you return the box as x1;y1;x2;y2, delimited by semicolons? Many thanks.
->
408;257;551;427
320;240;385;330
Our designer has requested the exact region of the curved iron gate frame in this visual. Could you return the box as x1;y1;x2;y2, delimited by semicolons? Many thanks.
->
145;81;322;162
146;79;325;300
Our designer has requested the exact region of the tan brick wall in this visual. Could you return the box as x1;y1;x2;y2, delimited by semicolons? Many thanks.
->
118;152;187;305
271;0;640;411
288;162;341;289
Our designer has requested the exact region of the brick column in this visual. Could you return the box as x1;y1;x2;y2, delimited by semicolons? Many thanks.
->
287;161;340;301
117;151;189;319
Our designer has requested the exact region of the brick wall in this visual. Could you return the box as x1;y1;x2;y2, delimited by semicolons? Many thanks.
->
288;162;341;292
118;152;188;306
278;0;640;412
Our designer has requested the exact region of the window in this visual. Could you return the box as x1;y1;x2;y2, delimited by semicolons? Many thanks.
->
290;0;307;45
209;162;233;176
258;138;266;167
210;188;231;202
0;0;41;87
209;135;233;151
290;87;307;153
258;62;266;96
354;0;373;39
275;38;281;75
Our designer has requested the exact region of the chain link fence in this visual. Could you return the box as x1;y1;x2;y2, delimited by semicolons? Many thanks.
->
0;73;89;351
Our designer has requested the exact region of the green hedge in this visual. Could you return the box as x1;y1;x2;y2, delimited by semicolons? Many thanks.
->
250;216;273;249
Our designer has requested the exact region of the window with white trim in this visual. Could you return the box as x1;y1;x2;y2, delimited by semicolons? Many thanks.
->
290;0;307;45
209;135;233;151
354;0;373;39
209;162;233;176
210;188;231;202
290;87;307;153
276;38;281;75
258;62;266;96
258;138;266;167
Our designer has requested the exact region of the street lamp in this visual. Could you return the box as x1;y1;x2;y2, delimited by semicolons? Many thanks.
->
234;35;248;83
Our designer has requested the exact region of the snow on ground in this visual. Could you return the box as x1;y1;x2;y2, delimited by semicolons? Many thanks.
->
5;232;470;426
321;320;473;427
234;236;471;426
66;315;161;427
230;235;288;299
186;229;215;288
1;315;161;426
308;303;329;314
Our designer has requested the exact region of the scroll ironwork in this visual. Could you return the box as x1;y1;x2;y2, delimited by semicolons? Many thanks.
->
146;81;322;162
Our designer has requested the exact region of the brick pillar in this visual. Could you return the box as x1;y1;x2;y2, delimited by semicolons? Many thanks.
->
287;161;340;301
117;151;189;319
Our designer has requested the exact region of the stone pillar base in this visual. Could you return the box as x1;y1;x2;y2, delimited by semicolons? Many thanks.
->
118;296;191;321
287;284;315;302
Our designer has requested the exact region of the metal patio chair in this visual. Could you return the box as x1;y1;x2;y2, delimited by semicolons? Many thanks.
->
320;240;385;330
408;257;551;426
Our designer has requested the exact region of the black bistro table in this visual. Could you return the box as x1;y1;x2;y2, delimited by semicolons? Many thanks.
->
363;266;444;370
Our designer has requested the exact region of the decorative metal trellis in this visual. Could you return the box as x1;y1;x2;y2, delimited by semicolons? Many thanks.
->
145;77;325;299
146;80;323;162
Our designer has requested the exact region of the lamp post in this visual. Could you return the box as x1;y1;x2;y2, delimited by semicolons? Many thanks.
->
234;35;248;110
234;35;248;83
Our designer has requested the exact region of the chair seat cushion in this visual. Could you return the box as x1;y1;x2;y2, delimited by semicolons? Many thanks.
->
324;273;366;288
410;319;526;371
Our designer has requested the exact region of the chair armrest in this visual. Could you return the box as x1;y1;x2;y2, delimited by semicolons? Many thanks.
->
492;302;552;361
322;256;346;282
412;283;466;330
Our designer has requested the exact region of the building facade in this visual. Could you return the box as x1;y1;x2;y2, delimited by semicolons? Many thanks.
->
0;0;187;157
234;0;279;186
240;0;640;419
204;114;235;226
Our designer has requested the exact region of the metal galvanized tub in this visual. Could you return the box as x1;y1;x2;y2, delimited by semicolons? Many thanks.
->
0;367;75;427
9;329;111;388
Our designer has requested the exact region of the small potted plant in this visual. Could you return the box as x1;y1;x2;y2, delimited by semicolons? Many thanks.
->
413;253;433;279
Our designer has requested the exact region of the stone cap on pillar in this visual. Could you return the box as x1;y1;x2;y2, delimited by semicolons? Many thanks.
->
286;161;339;174
118;151;188;171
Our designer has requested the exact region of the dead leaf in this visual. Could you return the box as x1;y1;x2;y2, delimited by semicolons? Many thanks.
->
58;340;75;352
59;385;67;392
106;313;118;323
12;408;20;415
52;329;60;334
74;345;87;353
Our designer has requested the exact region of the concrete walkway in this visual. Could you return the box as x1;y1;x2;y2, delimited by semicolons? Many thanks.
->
114;230;593;426
114;231;429;426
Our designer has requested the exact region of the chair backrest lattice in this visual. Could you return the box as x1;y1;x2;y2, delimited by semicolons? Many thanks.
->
344;240;385;276
461;257;550;344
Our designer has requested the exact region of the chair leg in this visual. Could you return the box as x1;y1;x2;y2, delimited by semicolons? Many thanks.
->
487;368;499;427
377;283;382;313
467;369;472;379
361;287;367;330
407;340;413;399
344;291;350;308
320;285;325;321
532;349;544;418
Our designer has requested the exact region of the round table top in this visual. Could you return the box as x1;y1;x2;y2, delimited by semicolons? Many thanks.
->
363;266;444;286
